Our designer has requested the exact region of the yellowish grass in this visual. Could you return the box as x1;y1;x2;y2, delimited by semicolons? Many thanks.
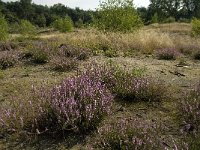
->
147;23;192;34
38;23;200;55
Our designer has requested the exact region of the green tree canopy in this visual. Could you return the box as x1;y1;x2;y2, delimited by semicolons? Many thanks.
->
96;0;143;32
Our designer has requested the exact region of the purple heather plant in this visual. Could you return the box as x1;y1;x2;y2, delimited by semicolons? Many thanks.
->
179;44;200;55
0;67;114;135
50;73;114;132
0;42;17;51
50;56;78;72
58;44;90;60
0;51;19;69
94;117;184;150
179;82;200;134
82;62;166;102
0;86;51;134
156;48;182;60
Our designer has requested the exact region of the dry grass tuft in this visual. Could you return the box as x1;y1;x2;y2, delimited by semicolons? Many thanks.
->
39;23;200;57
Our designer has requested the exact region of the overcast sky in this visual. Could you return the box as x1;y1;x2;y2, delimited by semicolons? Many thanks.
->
2;0;150;10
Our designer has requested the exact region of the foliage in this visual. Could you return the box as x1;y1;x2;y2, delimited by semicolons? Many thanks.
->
19;20;37;37
50;57;78;72
23;43;50;64
156;48;182;60
104;49;119;58
0;70;4;79
0;15;9;41
31;49;49;64
96;0;143;32
50;73;114;132
53;16;73;32
0;67;114;135
164;16;176;23
58;44;90;60
192;18;200;36
0;51;19;70
84;62;166;102
151;13;158;23
193;50;200;60
0;42;17;51
94;117;182;149
0;87;52;135
179;82;200;134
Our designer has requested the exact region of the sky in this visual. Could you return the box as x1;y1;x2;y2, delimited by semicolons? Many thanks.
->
2;0;150;10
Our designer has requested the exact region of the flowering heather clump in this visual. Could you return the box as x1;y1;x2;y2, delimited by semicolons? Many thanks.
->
93;117;181;150
83;63;166;102
0;87;52;135
179;44;200;55
58;44;90;60
0;72;114;135
50;73;114;132
179;82;200;134
50;57;78;72
22;42;50;64
0;51;19;69
0;42;17;51
156;48;182;60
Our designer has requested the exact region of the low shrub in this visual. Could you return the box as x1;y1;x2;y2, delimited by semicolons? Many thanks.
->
0;51;19;69
83;63;166;102
193;50;200;60
50;73;114;132
0;42;18;51
22;43;50;64
104;49;119;58
0;15;9;41
0;87;51;135
156;48;182;60
0;68;114;136
19;20;37;37
31;49;49;64
52;16;73;33
50;57;78;72
58;44;90;60
164;17;176;23
178;82;200;149
179;44;200;55
192;18;200;36
179;82;200;134
94;117;182;149
0;70;4;79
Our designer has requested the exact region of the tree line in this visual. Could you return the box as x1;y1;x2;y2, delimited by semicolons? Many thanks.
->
138;0;200;24
0;0;200;28
0;0;95;27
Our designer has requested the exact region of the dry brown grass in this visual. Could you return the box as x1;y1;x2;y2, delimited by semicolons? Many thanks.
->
39;23;200;55
147;23;192;34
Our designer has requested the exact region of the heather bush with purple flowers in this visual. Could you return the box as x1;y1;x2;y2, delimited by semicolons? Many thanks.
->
0;87;51;135
58;44;90;60
93;117;181;150
50;57;78;72
83;62;166;102
0;51;19;69
0;67;114;135
50;73;113;132
156;48;182;60
179;82;200;134
178;82;200;149
21;42;51;64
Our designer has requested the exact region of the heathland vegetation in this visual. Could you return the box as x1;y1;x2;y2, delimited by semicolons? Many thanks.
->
0;0;200;149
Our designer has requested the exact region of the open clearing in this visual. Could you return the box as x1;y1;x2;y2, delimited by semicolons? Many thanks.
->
0;23;200;149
